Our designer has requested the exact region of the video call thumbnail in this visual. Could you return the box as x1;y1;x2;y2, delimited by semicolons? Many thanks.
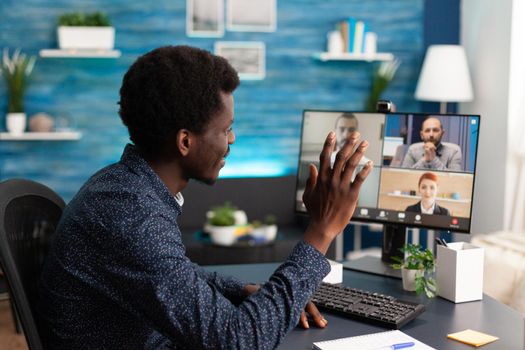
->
295;110;480;232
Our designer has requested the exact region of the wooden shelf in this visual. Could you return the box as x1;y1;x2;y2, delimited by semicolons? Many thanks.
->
39;49;121;58
0;131;82;141
385;193;471;204
312;52;394;62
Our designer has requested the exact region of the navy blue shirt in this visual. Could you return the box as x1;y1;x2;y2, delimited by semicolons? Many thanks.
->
38;144;330;349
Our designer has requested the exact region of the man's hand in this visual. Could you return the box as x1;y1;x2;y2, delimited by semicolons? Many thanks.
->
298;301;327;329
242;283;260;297
423;142;437;162
302;131;372;254
243;284;327;329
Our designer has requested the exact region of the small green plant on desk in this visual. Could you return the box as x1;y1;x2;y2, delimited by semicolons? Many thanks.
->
391;243;437;298
209;202;237;226
206;202;250;246
250;214;278;243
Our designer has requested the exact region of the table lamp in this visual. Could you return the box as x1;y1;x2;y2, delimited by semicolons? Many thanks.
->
415;45;473;113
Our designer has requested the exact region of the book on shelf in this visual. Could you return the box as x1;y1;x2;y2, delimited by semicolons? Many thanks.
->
335;18;369;54
353;20;367;53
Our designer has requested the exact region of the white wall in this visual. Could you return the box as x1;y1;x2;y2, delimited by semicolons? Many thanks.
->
460;0;525;233
506;0;525;230
460;0;512;234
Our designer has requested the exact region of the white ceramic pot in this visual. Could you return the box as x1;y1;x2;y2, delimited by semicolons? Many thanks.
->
6;112;27;135
327;30;344;54
208;225;238;246
401;267;422;292
58;26;115;50
251;225;278;243
264;225;277;241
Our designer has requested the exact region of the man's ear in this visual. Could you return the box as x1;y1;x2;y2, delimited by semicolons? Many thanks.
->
176;129;193;156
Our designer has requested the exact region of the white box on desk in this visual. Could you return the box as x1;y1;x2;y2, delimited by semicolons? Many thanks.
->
323;260;343;284
436;242;484;303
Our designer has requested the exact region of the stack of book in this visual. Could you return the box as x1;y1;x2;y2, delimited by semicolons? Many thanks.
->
336;18;374;54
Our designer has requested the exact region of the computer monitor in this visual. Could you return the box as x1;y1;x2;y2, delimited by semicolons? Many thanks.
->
295;109;480;272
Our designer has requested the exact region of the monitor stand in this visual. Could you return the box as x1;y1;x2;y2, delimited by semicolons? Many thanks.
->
343;224;407;279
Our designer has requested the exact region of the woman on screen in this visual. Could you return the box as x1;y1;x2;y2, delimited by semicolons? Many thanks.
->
405;172;450;215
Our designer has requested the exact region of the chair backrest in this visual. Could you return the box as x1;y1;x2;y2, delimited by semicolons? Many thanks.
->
0;179;65;350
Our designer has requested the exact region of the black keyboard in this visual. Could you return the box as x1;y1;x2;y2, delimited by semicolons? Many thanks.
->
311;282;425;329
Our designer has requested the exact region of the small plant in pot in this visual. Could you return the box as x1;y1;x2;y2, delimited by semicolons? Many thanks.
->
205;202;249;246
391;243;437;298
1;48;36;135
251;214;278;243
57;12;115;50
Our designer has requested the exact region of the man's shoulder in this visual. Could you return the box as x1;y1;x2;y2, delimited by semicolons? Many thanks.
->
71;162;156;213
82;163;144;196
407;142;424;151
442;142;461;151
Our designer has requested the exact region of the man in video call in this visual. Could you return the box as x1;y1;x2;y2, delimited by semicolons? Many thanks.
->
401;116;462;171
37;45;373;349
331;113;370;168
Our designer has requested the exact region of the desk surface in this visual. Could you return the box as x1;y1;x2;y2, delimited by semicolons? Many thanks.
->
205;262;524;350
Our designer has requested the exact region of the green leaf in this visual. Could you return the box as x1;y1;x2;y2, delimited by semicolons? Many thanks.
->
58;11;111;26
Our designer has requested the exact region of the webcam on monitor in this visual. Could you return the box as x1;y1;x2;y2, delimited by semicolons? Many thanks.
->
376;99;396;113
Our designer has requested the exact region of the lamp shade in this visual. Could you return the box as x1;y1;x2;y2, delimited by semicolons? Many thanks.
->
415;45;473;102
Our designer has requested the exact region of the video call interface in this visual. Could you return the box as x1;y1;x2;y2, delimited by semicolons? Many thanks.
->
296;110;480;233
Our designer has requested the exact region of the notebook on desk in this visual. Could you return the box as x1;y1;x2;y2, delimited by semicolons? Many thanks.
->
312;330;435;350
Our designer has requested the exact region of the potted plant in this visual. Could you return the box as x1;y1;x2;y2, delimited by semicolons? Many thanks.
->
391;243;437;298
1;48;36;135
205;202;249;246
251;214;278;243
57;12;115;50
364;59;400;112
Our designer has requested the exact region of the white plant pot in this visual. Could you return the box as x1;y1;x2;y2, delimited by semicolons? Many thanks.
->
208;225;239;246
401;267;422;292
6;113;27;135
251;225;278;243
58;26;115;50
264;225;277;241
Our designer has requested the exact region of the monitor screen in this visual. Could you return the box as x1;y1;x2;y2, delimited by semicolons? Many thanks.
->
295;110;480;233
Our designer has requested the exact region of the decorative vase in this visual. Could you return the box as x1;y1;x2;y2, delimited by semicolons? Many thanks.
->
6;112;27;135
29;113;54;132
401;267;422;292
327;30;344;54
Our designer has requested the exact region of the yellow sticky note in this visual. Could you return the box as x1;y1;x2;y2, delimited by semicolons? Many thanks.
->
447;329;499;347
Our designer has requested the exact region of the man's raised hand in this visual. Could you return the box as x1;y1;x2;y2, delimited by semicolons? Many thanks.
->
302;131;373;254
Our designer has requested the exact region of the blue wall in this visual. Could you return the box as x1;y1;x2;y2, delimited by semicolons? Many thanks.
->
0;0;425;201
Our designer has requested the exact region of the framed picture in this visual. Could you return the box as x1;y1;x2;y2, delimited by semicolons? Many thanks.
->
226;0;277;32
186;0;224;37
214;41;266;80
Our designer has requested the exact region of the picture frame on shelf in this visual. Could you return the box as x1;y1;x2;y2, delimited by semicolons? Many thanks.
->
226;0;277;32
214;41;266;80
186;0;224;37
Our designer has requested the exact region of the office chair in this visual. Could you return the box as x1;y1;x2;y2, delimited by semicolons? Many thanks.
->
0;179;65;350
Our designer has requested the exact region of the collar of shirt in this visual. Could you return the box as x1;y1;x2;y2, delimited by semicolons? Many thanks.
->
174;192;184;206
119;144;183;215
420;201;435;214
435;142;443;157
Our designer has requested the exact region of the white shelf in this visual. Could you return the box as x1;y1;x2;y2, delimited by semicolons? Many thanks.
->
386;193;471;204
0;131;82;141
39;49;121;58
312;52;394;62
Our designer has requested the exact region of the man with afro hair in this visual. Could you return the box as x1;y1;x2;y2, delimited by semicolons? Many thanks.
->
37;45;372;349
